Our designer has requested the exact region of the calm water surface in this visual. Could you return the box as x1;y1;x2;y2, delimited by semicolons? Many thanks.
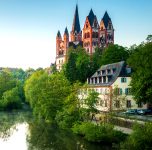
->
0;112;113;150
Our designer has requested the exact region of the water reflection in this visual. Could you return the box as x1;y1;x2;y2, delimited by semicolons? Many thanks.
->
0;112;112;150
27;122;111;150
0;123;28;150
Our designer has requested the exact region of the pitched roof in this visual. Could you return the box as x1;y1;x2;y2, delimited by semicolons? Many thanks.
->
87;9;96;27
69;41;83;49
64;27;69;36
57;30;61;38
102;11;111;29
88;61;131;86
71;5;81;33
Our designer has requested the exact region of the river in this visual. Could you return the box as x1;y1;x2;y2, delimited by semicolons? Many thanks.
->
0;112;113;150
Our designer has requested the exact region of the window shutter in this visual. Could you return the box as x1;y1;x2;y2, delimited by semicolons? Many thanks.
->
120;88;123;95
125;88;128;95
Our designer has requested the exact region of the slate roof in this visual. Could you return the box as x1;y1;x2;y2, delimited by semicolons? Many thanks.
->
87;9;96;27
69;41;83;49
102;11;112;29
88;61;132;86
64;27;69;36
72;5;81;33
57;30;61;38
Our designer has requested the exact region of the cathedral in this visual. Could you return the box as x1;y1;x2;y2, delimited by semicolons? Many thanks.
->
56;5;114;70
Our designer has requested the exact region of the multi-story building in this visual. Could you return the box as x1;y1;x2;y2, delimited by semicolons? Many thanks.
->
56;5;114;70
80;61;147;112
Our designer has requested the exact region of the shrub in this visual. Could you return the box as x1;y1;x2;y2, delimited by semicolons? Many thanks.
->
72;122;126;143
121;123;152;150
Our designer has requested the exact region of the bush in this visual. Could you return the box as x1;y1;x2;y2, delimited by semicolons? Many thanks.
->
121;123;152;150
72;122;126;143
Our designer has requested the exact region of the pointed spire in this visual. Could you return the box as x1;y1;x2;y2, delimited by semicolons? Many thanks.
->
72;4;81;33
102;11;111;28
64;27;69;36
57;30;61;38
88;9;95;26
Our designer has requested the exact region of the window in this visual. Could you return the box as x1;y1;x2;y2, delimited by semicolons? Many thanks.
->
105;100;107;107
126;68;131;74
112;68;116;73
115;100;120;108
102;70;105;75
125;88;132;95
99;100;103;106
121;77;127;83
95;77;97;84
138;102;143;108
97;71;100;75
126;100;131;108
115;88;123;95
99;77;102;83
107;69;111;74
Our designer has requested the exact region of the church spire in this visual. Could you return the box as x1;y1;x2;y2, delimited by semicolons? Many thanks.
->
71;4;81;33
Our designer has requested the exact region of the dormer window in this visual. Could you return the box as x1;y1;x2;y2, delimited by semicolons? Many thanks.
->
126;68;131;74
107;69;111;74
97;71;100;75
112;68;116;74
121;77;127;83
102;70;105;75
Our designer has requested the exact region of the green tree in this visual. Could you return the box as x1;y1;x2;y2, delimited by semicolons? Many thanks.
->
0;71;16;99
24;71;71;122
146;34;152;43
64;46;91;83
128;42;152;103
0;87;22;110
101;44;129;65
64;47;78;83
84;90;100;121
55;82;82;129
76;47;90;83
90;47;103;75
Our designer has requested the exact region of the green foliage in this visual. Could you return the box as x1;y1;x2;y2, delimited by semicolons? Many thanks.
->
64;47;78;83
55;82;82;129
101;44;129;65
72;122;126;143
121;123;152;150
146;34;152;43
0;87;22;110
24;71;71;122
84;90;99;120
0;71;16;99
128;42;152;103
90;47;103;75
64;46;91;83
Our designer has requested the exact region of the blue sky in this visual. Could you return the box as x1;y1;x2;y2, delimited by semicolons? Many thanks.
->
0;0;152;69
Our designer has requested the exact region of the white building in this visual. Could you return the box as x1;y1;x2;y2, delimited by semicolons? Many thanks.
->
83;61;147;112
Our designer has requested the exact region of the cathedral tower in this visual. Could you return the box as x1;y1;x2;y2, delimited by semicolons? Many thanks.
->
56;30;62;56
83;9;99;55
63;27;69;57
70;5;82;42
100;11;114;48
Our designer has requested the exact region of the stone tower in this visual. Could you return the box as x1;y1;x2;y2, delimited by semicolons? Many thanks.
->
83;9;99;55
70;5;82;42
100;11;114;48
